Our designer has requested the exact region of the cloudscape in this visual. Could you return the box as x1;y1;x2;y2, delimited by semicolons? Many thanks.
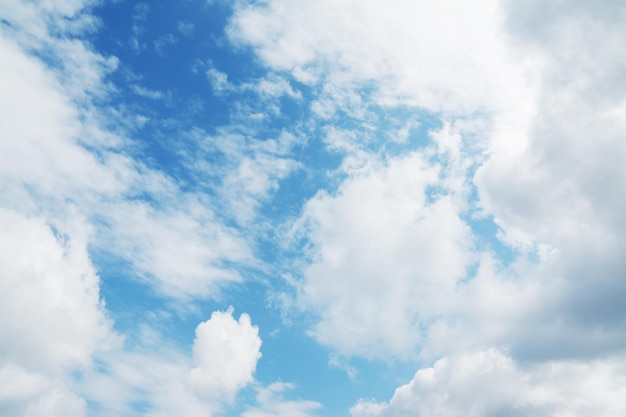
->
1;1;625;416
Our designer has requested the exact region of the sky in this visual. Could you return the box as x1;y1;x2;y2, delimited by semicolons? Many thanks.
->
1;0;625;416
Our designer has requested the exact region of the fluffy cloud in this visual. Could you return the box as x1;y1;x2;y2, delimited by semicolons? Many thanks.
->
228;0;522;115
0;208;115;416
292;150;474;359
233;0;626;363
232;5;626;415
471;0;626;359
190;308;262;401
351;349;626;417
79;308;263;416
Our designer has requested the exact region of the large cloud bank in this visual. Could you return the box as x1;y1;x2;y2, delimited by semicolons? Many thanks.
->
230;0;626;414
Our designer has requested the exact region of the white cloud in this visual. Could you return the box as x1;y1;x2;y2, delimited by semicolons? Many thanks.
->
0;208;116;416
185;128;301;225
0;0;258;303
207;66;232;93
351;349;626;417
470;0;626;359
98;197;252;300
190;308;262;401
228;0;522;115
0;34;126;208
242;382;322;417
3;0;625;415
132;84;166;100
292;151;474;359
232;0;626;368
80;347;210;417
77;308;263;416
0;3;277;414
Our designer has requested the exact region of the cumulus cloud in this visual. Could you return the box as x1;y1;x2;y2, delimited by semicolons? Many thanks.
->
471;0;626;359
232;0;626;359
0;208;115;416
78;308;263;416
231;1;626;412
351;349;626;417
291;150;474;359
190;308;262;400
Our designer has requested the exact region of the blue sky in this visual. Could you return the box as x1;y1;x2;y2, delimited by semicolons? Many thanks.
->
1;1;626;416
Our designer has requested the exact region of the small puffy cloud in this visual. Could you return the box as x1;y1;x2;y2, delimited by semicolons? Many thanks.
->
79;309;263;416
190;308;262;401
207;66;234;93
132;84;165;100
351;349;626;417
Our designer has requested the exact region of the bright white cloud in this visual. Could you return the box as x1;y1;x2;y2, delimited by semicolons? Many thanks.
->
292;150;474;359
0;208;116;416
190;308;262;401
228;0;523;115
0;34;126;209
351;349;626;417
78;308;262;416
98;197;252;300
